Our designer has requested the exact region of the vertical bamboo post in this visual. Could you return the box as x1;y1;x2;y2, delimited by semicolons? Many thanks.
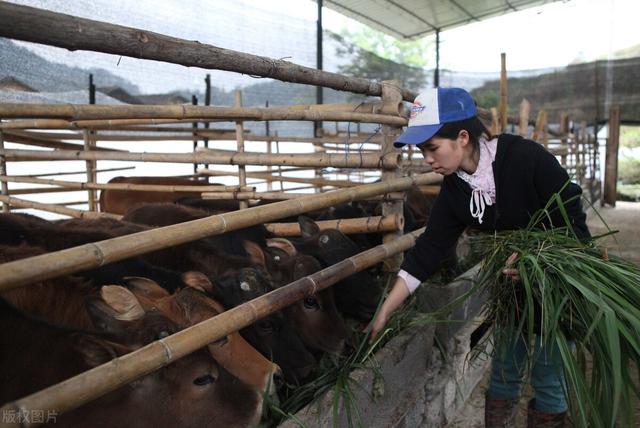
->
0;129;9;212
559;112;569;168
579;121;587;184
265;101;272;192
234;90;248;209
380;80;404;274
83;130;97;211
314;127;325;193
275;131;283;192
533;109;547;145
499;53;508;133
191;95;199;174
518;98;530;137
490;107;499;136
203;74;212;172
602;104;620;207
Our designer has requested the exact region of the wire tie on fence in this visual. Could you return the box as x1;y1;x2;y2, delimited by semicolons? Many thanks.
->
307;275;319;296
158;338;173;362
89;243;106;266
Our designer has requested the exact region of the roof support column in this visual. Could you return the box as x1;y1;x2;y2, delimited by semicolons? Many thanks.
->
434;30;440;88
315;0;324;137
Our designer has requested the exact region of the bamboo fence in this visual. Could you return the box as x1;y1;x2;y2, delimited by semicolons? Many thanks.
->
0;173;435;292
265;214;402;236
0;227;424;427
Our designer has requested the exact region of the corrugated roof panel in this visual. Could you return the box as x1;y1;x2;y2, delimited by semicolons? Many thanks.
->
321;0;561;39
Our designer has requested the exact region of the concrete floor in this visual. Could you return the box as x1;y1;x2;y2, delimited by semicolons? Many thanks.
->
447;201;640;427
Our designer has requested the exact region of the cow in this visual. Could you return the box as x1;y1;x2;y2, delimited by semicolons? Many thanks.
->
0;287;263;428
286;216;384;322
0;244;278;397
99;176;241;215
0;213;192;292
123;203;347;356
213;267;317;385
122;276;283;394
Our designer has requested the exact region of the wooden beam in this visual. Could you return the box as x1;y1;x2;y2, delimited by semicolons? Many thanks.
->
603;105;620;207
0;2;417;102
0;148;401;170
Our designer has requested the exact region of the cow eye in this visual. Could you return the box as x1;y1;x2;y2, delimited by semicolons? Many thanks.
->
303;297;319;309
273;255;281;263
158;331;170;339
193;374;216;386
319;235;329;245
258;320;275;333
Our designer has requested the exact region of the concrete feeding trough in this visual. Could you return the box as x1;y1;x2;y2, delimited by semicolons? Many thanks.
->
281;265;490;427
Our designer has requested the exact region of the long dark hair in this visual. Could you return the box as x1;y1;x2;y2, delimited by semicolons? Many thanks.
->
433;116;492;151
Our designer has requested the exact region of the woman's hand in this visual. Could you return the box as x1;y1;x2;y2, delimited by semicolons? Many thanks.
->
366;277;411;343
502;252;520;282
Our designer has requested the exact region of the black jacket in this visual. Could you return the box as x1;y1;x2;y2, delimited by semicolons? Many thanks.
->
402;134;590;281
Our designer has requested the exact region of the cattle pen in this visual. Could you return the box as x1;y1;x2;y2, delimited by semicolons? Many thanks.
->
0;2;607;428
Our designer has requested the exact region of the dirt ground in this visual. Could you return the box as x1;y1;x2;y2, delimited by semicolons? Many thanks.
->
447;201;640;427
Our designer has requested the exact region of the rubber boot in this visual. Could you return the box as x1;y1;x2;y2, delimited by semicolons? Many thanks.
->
527;399;566;428
485;394;518;428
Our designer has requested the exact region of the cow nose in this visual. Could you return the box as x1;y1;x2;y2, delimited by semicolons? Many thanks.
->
273;369;285;389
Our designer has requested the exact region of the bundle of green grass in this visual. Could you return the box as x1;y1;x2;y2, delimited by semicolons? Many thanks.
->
473;199;640;427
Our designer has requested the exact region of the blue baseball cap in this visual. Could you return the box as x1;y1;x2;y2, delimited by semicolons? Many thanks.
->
394;87;477;147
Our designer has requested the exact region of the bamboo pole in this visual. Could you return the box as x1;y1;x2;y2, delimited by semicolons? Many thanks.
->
196;167;356;188
1;130;124;152
83;130;97;211
200;191;404;201
490;107;499;136
380;81;404;273
14;166;135;178
499;53;508;133
6;187;81;196
265;215;402;236
0;131;8;213
0;175;254;193
532;109;547;144
559;112;569;167
0;226;425;426
603;105;620;207
234;90;248;210
0;2;417;103
519;98;530;137
0;195;120;220
0;148;401;170
0;174;436;292
0;104;407;126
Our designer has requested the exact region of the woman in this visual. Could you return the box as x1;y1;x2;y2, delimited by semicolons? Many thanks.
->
370;87;589;427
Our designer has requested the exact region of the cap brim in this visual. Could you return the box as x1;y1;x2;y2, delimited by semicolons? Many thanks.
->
393;124;442;148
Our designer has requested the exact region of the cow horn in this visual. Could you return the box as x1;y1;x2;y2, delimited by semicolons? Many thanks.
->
100;285;146;321
266;238;297;256
123;276;170;299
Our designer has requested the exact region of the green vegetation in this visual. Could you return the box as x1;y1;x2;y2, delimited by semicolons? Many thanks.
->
621;126;640;149
331;27;431;91
472;194;640;427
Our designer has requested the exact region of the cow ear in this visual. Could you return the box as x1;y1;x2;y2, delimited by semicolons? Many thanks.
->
243;240;266;269
74;335;130;367
182;271;214;293
100;285;146;321
266;238;297;256
123;277;170;300
298;216;320;238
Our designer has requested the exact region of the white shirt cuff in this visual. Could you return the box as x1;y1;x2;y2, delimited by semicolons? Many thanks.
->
397;269;421;294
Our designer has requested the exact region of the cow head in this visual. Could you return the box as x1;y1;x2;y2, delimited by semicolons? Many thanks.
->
213;267;317;385
80;285;262;427
122;276;283;395
294;216;383;321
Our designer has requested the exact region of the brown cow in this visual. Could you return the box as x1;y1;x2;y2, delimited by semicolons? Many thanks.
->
0;287;262;427
122;276;282;394
123;203;347;356
0;245;276;410
99;176;241;215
